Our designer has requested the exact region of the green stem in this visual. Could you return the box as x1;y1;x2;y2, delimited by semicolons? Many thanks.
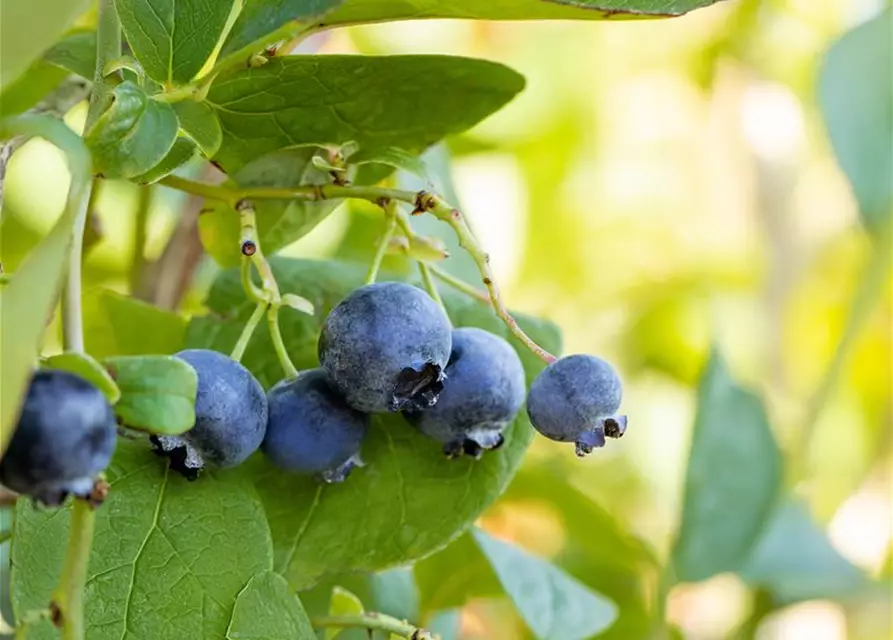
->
130;186;151;295
268;304;299;378
208;23;318;80
158;177;557;363
241;257;266;303
50;500;96;640
418;261;445;309
311;613;436;639
366;204;397;285
85;0;121;132
428;263;490;304
230;302;267;362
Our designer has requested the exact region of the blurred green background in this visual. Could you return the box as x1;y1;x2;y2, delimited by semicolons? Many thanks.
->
1;0;890;638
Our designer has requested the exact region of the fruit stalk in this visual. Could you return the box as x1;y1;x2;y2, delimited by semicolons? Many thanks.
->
365;200;398;285
231;302;267;362
312;613;437;639
417;261;445;309
50;500;95;640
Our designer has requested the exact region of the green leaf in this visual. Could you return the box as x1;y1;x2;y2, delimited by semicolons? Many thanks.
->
321;0;723;26
818;8;893;234
221;0;345;58
671;351;783;583
43;29;98;79
415;532;502;614
472;528;618;640
115;0;236;85
184;258;561;589
227;571;316;639
0;114;92;457
104;355;198;435
11;439;274;639
43;352;121;404
0;0;92;93
83;288;187;358
207;55;525;173
326;587;365;640
738;499;866;604
0;61;69;117
198;147;341;267
369;568;419;624
85;81;179;179
133;137;199;184
349;146;433;185
173;100;223;157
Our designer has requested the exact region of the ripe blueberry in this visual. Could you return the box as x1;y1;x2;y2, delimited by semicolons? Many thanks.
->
151;349;267;478
526;354;627;457
404;327;525;459
0;369;117;506
318;282;452;413
262;369;369;483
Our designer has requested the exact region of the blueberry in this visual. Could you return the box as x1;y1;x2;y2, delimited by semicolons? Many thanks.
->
0;369;117;506
151;349;267;478
262;369;369;483
404;328;525;459
318;282;452;413
526;354;627;457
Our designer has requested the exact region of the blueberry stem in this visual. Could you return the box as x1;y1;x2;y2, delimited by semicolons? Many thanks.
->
50;499;96;639
311;613;437;639
231;302;267;362
427;263;490;304
365;200;397;285
240;258;266;304
417;261;446;310
158;177;558;363
268;304;299;378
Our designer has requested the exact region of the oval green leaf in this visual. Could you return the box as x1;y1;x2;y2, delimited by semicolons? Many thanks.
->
43;29;98;79
173;100;223;157
11;440;274;639
220;0;344;59
671;351;783;583
115;0;237;85
206;55;525;173
227;571;316;639
84;81;179;179
133;137;198;184
43;352;121;404
472;528;618;640
104;354;198;435
184;258;561;589
325;586;365;640
83;289;188;358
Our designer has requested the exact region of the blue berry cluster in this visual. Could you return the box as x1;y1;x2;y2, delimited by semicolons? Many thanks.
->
1;281;627;502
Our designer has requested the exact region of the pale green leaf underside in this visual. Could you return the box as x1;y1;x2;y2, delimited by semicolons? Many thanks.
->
206;55;525;173
43;352;121;404
184;258;561;589
12;441;274;639
672;351;783;582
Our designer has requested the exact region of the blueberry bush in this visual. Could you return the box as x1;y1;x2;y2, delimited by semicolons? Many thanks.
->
0;1;889;639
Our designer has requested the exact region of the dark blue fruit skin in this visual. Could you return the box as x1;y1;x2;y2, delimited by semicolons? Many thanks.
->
404;327;526;459
262;369;369;483
526;354;626;457
174;349;267;468
318;282;452;413
0;369;117;506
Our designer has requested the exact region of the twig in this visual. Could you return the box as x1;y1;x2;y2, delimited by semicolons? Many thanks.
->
158;176;556;363
230;302;267;362
130;186;152;294
428;263;490;304
366;200;397;284
417;261;444;309
312;613;437;639
50;500;95;640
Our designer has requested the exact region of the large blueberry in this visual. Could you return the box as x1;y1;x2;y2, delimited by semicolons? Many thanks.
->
262;369;369;483
318;282;452;413
404;327;525;459
151;349;267;477
526;354;627;457
0;369;117;506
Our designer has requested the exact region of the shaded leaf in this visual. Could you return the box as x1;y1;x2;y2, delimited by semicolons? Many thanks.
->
11;440;274;639
198;147;340;267
133;137;198;184
184;258;561;589
738;499;866;604
326;586;365;640
414;532;501;614
206;55;524;173
83;289;187;358
472;528;618;640
114;0;236;85
104;355;198;435
369;568;419;625
672;351;783;582
320;0;723;26
349;146;433;185
84;81;179;179
173;100;222;157
220;0;345;58
0;61;69;117
0;0;92;92
818;8;893;233
43;352;121;404
43;29;97;78
226;571;316;639
426;609;460;640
